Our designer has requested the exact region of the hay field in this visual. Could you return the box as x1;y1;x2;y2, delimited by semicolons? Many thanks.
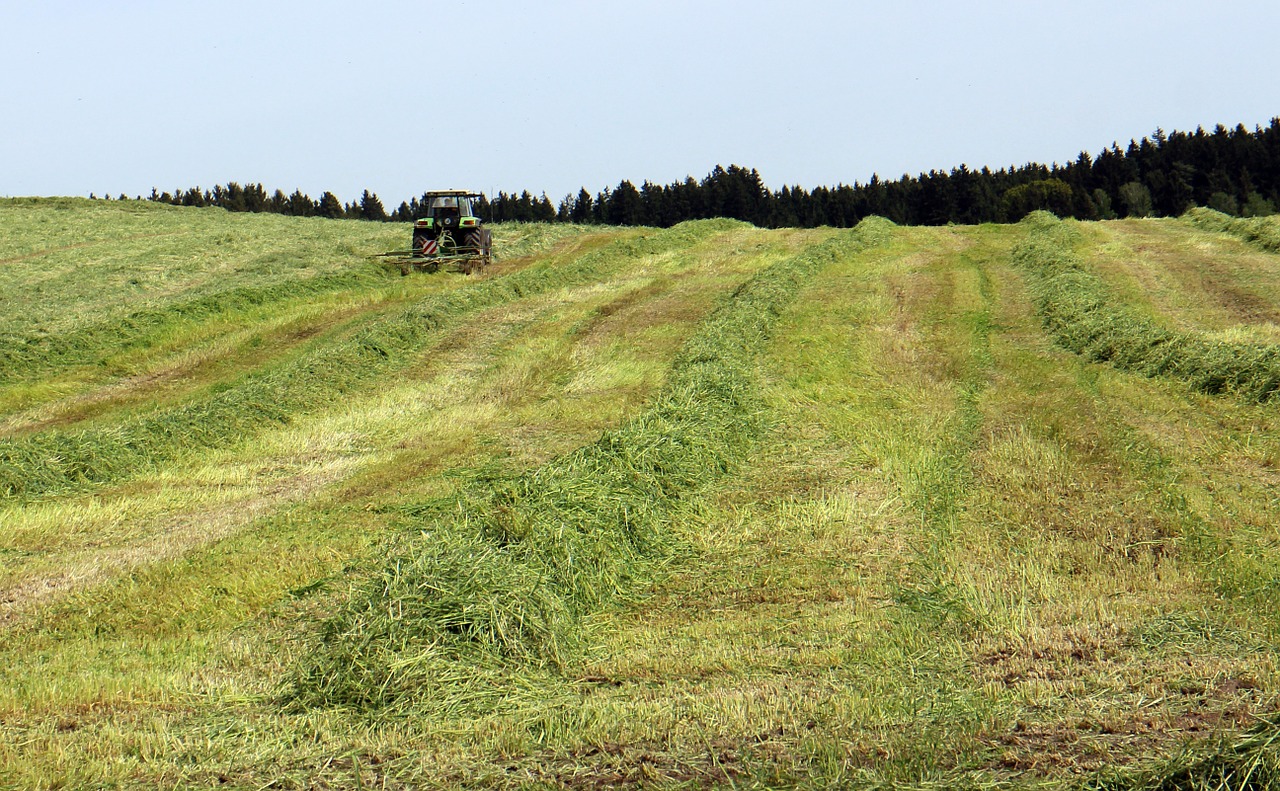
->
2;199;1279;789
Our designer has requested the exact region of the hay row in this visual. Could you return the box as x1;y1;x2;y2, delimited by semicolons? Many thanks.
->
283;217;898;713
1013;211;1280;401
0;221;738;499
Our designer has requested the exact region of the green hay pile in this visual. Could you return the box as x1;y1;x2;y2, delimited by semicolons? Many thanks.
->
1186;206;1280;253
0;221;735;499
0;264;393;382
283;218;897;714
1088;718;1280;791
1013;211;1280;401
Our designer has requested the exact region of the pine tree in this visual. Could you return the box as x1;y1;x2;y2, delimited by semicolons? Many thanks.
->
317;191;344;219
288;190;316;217
607;180;643;225
359;190;387;221
243;183;267;212
569;188;594;223
534;193;556;222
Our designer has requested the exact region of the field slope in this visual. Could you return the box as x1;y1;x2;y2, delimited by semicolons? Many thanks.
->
2;199;1279;790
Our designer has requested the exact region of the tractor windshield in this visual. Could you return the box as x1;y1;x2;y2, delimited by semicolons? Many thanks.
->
429;196;473;217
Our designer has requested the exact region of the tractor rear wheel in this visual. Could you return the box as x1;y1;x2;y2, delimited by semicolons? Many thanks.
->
463;228;492;268
412;229;430;257
461;228;488;273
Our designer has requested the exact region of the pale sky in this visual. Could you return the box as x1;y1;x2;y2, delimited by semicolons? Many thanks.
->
3;0;1277;206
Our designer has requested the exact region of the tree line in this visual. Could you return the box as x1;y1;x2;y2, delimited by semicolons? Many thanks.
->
135;118;1280;227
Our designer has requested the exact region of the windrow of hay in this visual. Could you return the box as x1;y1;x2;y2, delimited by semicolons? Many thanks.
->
1013;211;1280;400
1088;717;1280;791
1186;206;1280;253
281;217;899;714
0;220;738;499
0;263;395;382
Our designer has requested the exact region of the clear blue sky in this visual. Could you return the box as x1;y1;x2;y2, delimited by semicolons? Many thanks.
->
3;0;1278;207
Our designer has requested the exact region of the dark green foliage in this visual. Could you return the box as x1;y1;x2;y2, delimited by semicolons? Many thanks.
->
1094;188;1118;219
568;188;593;223
540;120;1277;228
1013;211;1280;401
316;192;344;219
1002;178;1076;221
142;117;1280;229
1207;191;1240;216
283;217;898;713
1119;181;1154;217
1244;192;1278;218
358;190;386;222
0;221;739;500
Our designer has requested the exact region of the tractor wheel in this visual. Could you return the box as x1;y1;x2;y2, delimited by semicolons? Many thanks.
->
411;229;430;257
463;228;492;268
461;228;485;274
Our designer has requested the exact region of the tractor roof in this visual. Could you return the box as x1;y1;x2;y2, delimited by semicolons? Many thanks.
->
423;190;483;199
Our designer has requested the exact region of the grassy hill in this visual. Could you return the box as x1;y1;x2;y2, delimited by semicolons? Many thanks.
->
2;198;1280;789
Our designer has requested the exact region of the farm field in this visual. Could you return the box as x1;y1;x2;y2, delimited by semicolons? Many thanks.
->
1;198;1280;789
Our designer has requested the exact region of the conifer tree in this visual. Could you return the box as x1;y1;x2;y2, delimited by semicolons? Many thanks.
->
534;193;556;222
569;188;594;223
317;191;344;219
607;180;643;225
359;190;387;221
288;190;316;217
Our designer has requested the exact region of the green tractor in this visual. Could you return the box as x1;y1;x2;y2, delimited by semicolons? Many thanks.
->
385;190;493;274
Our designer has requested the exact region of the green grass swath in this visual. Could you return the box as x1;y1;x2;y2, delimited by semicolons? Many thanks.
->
0;220;734;499
283;217;898;714
1186;206;1280;253
0;264;395;382
1013;211;1280;401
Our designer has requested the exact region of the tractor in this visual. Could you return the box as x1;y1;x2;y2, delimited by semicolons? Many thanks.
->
382;190;492;274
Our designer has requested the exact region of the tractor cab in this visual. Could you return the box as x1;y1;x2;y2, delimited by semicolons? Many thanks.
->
427;195;470;223
427;194;473;226
417;192;481;232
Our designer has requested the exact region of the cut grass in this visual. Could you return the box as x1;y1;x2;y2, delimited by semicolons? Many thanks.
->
0;199;396;339
0;216;817;789
283;217;898;714
0;262;396;383
1186;206;1280;253
1013;211;1280;401
520;221;1280;788
1077;220;1280;344
0;220;734;499
0;199;597;434
4;203;1280;789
